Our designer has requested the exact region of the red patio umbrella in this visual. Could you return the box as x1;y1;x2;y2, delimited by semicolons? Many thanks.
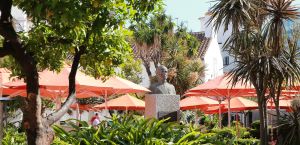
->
267;98;292;110
205;97;257;129
94;76;150;109
186;74;254;127
0;68;14;100
99;76;150;95
3;65;111;99
93;94;145;111
0;68;34;99
205;106;227;114
180;96;220;110
205;97;258;114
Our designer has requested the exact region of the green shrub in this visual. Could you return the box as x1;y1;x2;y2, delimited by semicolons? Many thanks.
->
249;120;260;138
212;127;236;139
2;125;27;145
235;138;260;145
52;114;260;145
53;115;192;144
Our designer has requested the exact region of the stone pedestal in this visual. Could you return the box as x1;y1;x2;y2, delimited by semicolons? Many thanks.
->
145;94;180;122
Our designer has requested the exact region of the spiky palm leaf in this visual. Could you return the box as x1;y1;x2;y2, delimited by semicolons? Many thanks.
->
210;0;300;144
208;0;257;33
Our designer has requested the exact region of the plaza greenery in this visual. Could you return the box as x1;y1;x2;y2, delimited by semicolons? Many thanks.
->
51;115;259;145
2;115;260;145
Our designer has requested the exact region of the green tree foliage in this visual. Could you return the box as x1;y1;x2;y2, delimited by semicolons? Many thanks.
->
119;58;143;84
131;13;204;95
0;0;162;144
209;0;300;144
163;24;204;95
130;11;174;76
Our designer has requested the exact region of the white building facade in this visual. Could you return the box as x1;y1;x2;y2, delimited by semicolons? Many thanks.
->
199;12;235;74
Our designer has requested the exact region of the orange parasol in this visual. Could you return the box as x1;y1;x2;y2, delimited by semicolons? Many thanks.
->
205;97;258;114
99;76;150;95
267;98;292;110
0;68;14;99
93;94;145;111
3;65;111;99
180;96;220;110
186;74;254;127
94;76;150;109
188;74;253;96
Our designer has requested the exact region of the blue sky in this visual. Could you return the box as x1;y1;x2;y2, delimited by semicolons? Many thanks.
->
164;0;300;32
164;0;211;32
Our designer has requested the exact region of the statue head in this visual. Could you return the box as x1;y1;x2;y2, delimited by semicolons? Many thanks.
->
156;65;168;83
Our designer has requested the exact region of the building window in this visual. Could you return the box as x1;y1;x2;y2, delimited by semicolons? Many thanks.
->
223;56;229;66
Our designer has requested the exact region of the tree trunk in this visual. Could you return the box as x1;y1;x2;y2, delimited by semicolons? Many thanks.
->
0;1;80;144
18;59;45;145
46;47;84;126
275;81;282;124
262;98;269;144
257;95;268;145
274;99;280;124
22;101;54;145
0;7;49;143
251;73;268;145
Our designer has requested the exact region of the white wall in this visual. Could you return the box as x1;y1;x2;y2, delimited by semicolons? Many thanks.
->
203;36;224;82
200;13;224;81
200;12;236;73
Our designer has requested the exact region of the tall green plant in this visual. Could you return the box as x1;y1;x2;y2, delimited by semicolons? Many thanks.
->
209;0;300;144
163;24;204;95
131;12;204;95
130;11;174;76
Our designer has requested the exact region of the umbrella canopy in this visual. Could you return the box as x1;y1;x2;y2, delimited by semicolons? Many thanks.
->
187;74;253;96
204;97;258;113
205;106;227;114
0;68;12;84
226;97;258;111
97;76;150;95
0;68;24;98
180;96;220;110
93;94;145;110
186;74;254;127
267;98;292;110
3;66;111;98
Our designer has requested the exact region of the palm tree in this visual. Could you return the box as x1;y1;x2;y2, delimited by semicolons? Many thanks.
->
130;12;174;77
209;0;300;144
163;24;205;95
